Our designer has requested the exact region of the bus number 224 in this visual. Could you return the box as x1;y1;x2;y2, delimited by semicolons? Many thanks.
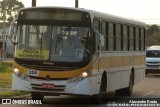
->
28;70;39;76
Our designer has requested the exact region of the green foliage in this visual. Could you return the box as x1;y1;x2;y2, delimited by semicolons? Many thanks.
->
0;73;12;87
0;62;12;73
0;91;30;98
146;24;160;46
147;24;160;35
0;0;24;23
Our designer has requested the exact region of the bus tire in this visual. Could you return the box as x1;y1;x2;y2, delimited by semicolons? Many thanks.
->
115;88;124;96
31;92;44;101
115;72;134;96
124;72;134;96
90;75;106;104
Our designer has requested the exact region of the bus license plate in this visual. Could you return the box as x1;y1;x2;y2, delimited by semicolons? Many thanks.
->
42;83;55;89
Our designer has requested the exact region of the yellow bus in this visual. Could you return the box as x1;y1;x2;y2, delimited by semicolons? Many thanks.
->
9;7;146;102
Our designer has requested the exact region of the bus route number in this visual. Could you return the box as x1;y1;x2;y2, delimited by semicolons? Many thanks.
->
28;70;39;76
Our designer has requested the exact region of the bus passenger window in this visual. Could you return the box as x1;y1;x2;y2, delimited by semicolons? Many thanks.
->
94;19;100;33
122;25;128;51
135;27;139;51
101;21;108;51
129;26;134;51
108;23;114;51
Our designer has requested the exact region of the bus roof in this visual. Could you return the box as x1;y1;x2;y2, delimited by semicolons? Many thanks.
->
18;6;146;27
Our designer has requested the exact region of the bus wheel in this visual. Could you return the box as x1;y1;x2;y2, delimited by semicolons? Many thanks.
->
124;72;134;96
115;72;133;96
31;92;44;101
91;78;105;104
115;88;124;96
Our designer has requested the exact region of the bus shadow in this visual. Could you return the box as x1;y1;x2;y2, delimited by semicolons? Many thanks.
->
42;92;130;104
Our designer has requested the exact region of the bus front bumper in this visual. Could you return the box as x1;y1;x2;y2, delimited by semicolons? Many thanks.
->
12;73;92;96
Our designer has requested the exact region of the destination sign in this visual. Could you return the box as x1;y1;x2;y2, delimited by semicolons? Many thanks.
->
15;50;49;60
18;8;90;22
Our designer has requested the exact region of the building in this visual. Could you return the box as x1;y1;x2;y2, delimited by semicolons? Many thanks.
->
0;24;14;58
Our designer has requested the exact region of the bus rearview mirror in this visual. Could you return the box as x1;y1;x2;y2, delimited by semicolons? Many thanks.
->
95;31;105;48
100;34;105;47
9;20;17;45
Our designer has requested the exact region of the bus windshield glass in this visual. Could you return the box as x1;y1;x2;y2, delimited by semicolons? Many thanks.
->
146;50;160;57
15;25;91;62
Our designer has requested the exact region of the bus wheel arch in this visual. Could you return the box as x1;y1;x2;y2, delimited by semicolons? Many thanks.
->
101;71;107;93
131;67;135;85
97;71;107;102
90;71;107;103
115;68;134;96
124;68;134;96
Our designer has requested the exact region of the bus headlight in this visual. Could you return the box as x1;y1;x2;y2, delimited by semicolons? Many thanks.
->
82;71;88;77
14;68;19;73
13;68;31;81
76;71;88;81
13;68;22;77
68;70;89;83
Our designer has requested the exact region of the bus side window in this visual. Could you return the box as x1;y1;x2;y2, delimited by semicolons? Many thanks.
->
108;23;114;51
101;21;108;51
122;25;128;51
135;27;139;51
94;32;100;53
141;28;145;50
94;19;100;33
94;19;100;53
115;23;121;51
129;26;134;51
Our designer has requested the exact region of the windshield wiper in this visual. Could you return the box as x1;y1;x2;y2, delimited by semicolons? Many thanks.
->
57;27;71;42
62;27;71;36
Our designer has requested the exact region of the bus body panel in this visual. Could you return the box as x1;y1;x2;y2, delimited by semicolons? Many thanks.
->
92;51;145;92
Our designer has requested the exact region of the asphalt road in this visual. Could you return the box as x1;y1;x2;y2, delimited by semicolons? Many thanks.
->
133;74;160;98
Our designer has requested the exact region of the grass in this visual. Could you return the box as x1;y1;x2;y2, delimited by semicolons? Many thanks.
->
0;91;30;98
0;73;12;87
0;61;30;98
0;62;13;73
0;62;13;87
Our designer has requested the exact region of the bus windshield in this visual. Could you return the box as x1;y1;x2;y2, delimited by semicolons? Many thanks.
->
15;24;91;62
146;50;160;58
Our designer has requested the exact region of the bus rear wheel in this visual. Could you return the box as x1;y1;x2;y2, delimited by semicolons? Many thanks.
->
124;72;133;96
31;92;44;101
115;72;134;96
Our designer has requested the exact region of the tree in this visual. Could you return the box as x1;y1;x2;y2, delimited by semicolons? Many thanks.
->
147;24;160;35
146;24;160;46
0;0;24;23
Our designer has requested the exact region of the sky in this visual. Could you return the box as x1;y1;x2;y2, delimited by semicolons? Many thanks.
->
18;0;160;24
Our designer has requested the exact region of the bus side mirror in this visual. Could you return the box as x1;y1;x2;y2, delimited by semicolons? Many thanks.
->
95;31;105;50
9;20;17;45
94;31;100;52
100;34;105;47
